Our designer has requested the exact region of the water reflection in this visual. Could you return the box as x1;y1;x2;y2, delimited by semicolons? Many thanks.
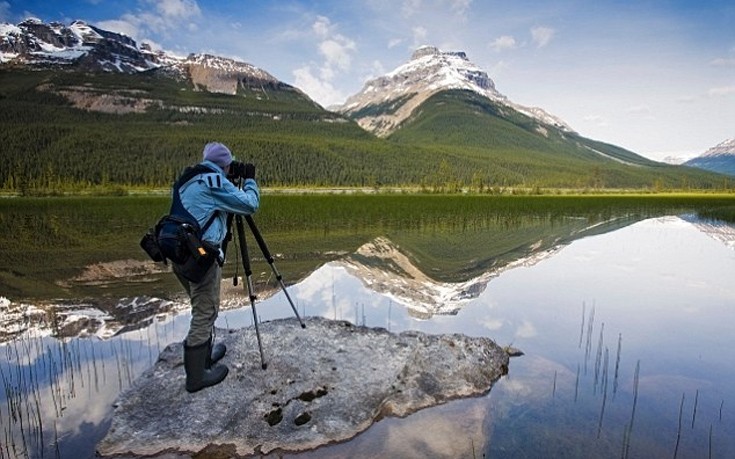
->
0;313;192;458
260;215;735;458
2;215;735;458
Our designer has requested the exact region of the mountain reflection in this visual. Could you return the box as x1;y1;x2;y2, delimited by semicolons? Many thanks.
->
681;213;735;250
337;215;643;318
3;213;735;341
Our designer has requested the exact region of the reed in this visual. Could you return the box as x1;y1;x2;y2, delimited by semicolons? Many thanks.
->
584;305;595;375
578;302;586;349
593;322;604;395
1;315;182;459
613;333;622;401
597;347;609;438
674;392;685;458
622;359;640;459
691;389;699;430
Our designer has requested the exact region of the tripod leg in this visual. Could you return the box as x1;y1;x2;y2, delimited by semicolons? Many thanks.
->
245;215;306;329
236;215;267;370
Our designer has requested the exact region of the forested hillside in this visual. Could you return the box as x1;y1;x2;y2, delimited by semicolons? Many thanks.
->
388;90;727;190
1;70;730;193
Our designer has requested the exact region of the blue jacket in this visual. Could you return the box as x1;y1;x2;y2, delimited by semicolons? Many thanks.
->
178;160;260;246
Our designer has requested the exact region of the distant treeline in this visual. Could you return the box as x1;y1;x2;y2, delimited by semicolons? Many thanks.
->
1;69;731;194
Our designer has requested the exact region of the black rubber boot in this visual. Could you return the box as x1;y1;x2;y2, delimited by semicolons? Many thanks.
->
208;340;226;368
183;338;226;369
184;339;228;393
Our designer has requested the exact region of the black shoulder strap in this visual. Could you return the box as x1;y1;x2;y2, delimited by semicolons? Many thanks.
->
170;163;220;235
201;211;218;234
174;164;217;190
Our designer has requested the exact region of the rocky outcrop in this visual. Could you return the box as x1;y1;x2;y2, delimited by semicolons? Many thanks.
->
97;317;511;457
182;53;284;95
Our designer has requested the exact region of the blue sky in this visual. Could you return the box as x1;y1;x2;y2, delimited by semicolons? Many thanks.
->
2;0;734;160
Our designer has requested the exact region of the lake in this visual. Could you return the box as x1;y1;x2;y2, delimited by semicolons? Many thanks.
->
1;195;735;458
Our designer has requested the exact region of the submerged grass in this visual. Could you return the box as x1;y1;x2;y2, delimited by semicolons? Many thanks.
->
1;193;734;300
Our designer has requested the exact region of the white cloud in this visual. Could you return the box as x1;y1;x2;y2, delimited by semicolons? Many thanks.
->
152;0;201;20
365;59;387;81
449;0;472;21
98;15;144;40
710;56;735;67
388;38;403;49
292;15;357;107
489;59;510;77
531;26;555;48
309;16;357;73
583;115;609;127
0;1;10;22
708;85;735;97
626;104;655;120
450;0;472;15
98;0;202;43
515;320;537;339
313;15;331;38
626;104;652;115
412;26;428;48
489;35;516;52
402;0;422;18
320;38;356;71
480;318;504;331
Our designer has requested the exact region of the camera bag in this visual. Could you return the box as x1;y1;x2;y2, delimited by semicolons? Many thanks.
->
140;164;220;282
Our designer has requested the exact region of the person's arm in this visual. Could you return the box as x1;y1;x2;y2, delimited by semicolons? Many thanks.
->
211;177;260;215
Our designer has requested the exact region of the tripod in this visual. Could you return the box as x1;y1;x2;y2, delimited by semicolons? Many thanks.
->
223;212;306;370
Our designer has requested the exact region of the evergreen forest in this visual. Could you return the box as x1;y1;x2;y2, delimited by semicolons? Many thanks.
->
0;69;729;194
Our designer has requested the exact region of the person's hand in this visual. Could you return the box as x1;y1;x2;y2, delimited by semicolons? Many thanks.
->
244;163;256;180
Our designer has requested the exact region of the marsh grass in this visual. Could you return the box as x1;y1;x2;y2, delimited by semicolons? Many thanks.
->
0;320;180;459
2;194;735;300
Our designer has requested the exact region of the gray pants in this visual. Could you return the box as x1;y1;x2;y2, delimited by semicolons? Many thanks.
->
174;262;222;347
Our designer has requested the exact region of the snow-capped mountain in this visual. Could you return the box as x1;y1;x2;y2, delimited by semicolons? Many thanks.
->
338;46;573;136
684;138;735;176
0;18;293;96
1;18;163;72
660;155;694;165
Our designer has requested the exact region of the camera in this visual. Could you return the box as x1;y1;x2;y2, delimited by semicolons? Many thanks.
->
227;160;255;180
228;160;246;179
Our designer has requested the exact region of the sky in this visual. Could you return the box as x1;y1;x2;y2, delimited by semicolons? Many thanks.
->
2;0;734;161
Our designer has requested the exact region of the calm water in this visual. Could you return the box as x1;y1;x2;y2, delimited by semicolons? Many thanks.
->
2;214;734;458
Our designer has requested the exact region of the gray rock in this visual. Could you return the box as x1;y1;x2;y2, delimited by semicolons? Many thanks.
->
97;317;510;457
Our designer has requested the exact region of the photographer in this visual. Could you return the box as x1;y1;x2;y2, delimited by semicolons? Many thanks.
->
175;141;259;392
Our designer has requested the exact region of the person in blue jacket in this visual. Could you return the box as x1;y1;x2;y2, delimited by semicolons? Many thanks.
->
176;142;260;392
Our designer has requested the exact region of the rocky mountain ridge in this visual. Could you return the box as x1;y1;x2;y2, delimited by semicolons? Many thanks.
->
684;138;735;176
0;18;298;97
337;45;573;137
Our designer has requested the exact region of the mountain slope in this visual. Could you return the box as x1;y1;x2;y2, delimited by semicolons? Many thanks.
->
684;138;735;176
337;47;728;188
0;20;731;192
385;89;721;188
